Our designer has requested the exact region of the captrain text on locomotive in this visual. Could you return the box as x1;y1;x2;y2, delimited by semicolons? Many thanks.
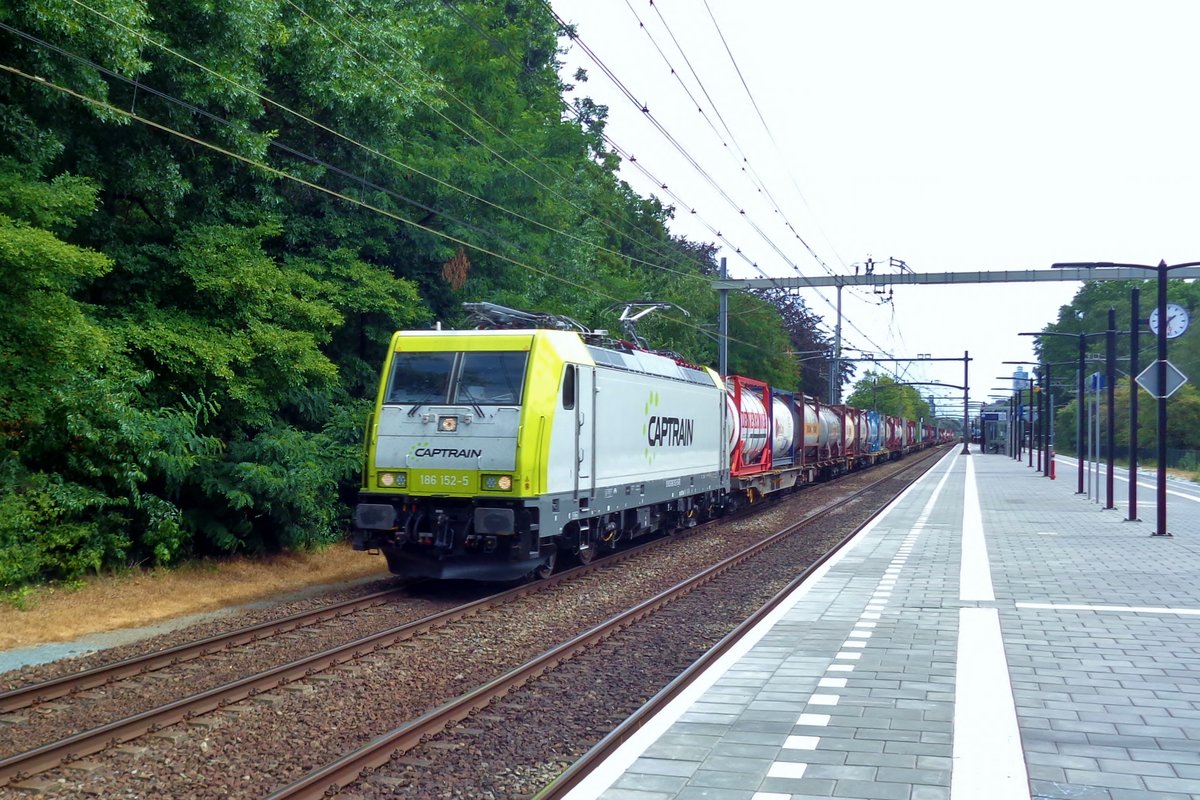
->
351;304;948;581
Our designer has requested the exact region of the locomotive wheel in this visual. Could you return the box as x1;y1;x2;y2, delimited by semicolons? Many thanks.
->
576;545;594;565
534;549;556;580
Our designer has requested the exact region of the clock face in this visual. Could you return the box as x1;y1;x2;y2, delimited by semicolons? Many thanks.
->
1149;304;1190;339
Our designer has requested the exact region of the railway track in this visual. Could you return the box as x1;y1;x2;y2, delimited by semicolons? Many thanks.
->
0;447;946;797
0;587;413;714
269;448;947;799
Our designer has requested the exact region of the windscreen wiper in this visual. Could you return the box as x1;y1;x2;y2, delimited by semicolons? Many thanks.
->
455;387;486;417
405;393;442;417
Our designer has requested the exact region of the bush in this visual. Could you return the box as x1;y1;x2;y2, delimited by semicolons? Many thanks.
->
0;466;131;588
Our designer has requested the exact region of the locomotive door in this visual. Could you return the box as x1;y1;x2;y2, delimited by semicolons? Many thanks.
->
575;365;595;497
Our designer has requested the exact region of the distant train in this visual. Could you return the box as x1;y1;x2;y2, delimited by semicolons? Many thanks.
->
351;303;949;581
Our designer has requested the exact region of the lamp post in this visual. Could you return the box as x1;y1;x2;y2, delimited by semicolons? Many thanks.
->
1019;331;1109;495
1129;288;1141;521
1018;361;1076;478
998;376;1036;460
1052;260;1200;537
1105;308;1117;509
1022;323;1118;506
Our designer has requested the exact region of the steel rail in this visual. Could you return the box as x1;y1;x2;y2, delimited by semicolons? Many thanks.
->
0;587;409;713
0;578;550;785
265;447;948;800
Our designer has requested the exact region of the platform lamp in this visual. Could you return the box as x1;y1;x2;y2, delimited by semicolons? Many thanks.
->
1051;260;1200;537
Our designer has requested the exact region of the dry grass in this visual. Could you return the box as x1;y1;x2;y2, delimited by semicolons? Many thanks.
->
0;544;390;651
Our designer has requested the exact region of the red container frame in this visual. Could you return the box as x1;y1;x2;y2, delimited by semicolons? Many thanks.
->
727;375;772;477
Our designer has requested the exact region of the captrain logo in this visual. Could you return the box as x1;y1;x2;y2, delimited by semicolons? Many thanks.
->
642;391;695;464
647;415;695;447
408;441;483;459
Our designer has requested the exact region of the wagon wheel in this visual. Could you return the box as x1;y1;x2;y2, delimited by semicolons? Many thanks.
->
534;548;556;580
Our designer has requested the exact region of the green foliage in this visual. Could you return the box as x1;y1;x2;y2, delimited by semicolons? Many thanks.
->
845;372;933;420
0;465;130;587
1037;278;1200;455
0;157;112;433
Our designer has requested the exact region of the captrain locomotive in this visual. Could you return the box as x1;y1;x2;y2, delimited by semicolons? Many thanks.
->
351;303;946;580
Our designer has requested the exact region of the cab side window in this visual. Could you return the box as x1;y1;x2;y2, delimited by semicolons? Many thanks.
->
562;365;576;409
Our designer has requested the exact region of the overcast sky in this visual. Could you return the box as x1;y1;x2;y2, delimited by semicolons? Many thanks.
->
550;0;1200;413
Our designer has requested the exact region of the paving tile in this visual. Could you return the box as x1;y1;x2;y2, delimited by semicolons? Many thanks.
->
611;773;691;793
829;778;910;799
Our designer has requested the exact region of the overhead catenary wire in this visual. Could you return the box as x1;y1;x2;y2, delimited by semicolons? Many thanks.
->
617;0;884;336
647;0;836;280
334;0;874;365
10;4;869;382
698;0;839;266
692;0;909;352
540;1;797;285
432;0;857;348
432;0;755;285
547;1;905;363
433;1;905;382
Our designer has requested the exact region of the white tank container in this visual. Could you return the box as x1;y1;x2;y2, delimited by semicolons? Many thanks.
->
800;402;846;450
771;396;796;454
843;410;858;449
733;387;769;462
800;402;830;448
823;406;841;447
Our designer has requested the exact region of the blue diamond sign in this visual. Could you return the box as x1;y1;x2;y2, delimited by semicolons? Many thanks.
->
1135;360;1188;399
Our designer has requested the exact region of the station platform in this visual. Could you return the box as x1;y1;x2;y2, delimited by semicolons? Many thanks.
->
564;447;1200;800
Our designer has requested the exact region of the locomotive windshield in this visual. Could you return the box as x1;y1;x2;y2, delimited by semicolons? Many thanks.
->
385;352;454;403
385;351;528;406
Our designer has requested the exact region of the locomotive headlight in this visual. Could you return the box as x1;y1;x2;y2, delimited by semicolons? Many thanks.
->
482;474;513;491
377;471;407;489
438;415;458;432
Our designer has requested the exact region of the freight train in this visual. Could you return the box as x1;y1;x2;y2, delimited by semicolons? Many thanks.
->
351;303;948;581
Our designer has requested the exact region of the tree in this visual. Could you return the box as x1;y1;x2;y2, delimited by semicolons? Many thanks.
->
845;373;932;421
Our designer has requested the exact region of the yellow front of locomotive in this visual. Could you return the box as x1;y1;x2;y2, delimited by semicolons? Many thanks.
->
351;328;587;580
